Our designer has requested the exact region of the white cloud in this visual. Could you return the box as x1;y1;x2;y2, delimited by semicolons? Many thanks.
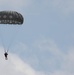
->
49;71;74;75
60;47;74;72
34;38;62;56
0;0;74;15
1;37;74;75
33;38;74;75
0;47;46;75
41;0;74;15
0;0;34;11
51;0;74;14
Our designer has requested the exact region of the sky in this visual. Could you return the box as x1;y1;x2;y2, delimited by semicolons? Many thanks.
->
0;0;74;75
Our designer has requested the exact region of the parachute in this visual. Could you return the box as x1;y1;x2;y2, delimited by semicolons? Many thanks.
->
0;11;24;53
0;11;24;24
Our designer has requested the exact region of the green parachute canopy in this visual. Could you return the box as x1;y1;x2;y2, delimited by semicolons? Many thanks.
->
0;11;24;24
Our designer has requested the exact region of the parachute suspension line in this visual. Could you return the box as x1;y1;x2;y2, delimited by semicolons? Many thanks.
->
0;36;6;52
7;25;22;52
0;27;6;52
7;31;17;52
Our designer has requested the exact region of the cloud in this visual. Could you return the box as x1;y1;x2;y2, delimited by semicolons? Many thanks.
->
0;0;34;11
2;37;74;75
33;38;74;75
60;47;74;72
0;0;74;15
52;0;74;14
35;0;74;15
49;71;74;75
0;47;46;75
34;38;62;56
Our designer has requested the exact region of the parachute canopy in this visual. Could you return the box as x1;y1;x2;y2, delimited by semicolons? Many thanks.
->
0;11;24;25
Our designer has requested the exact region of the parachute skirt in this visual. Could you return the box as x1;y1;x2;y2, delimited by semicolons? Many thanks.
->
0;11;24;25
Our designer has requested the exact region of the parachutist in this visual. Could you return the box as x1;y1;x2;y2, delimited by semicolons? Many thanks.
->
0;11;24;60
4;52;8;60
